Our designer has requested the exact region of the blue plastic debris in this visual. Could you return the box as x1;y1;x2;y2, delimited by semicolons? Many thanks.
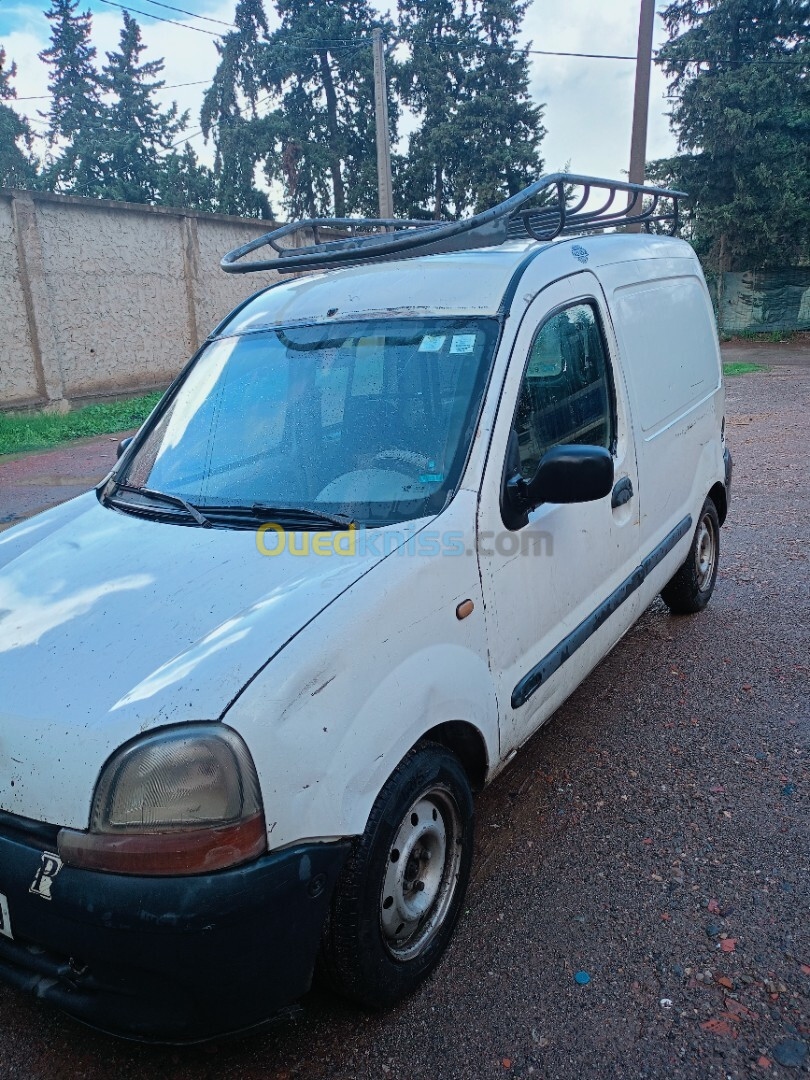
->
574;971;591;985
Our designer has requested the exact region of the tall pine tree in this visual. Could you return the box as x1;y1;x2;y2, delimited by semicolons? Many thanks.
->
201;0;272;218
0;47;39;188
456;0;545;213
396;0;476;219
98;13;187;204
261;0;389;218
39;0;104;195
203;0;390;218
397;0;544;218
651;0;809;269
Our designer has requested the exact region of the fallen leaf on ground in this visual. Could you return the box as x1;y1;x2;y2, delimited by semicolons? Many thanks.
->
720;938;737;953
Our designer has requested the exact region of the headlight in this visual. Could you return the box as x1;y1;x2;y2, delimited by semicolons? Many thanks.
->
58;725;266;875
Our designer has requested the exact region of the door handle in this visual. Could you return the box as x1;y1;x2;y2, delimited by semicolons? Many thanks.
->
611;476;634;509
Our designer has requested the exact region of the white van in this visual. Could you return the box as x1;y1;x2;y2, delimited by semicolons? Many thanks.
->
0;176;731;1041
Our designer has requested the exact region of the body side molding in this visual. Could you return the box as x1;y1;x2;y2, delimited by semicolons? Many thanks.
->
511;515;693;709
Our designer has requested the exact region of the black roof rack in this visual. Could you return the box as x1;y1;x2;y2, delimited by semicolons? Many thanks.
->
221;173;686;276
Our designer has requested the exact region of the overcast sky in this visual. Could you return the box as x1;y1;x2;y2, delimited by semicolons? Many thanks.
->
1;0;678;196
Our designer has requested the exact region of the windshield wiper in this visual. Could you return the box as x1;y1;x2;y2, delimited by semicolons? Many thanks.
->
109;483;212;528
203;504;355;530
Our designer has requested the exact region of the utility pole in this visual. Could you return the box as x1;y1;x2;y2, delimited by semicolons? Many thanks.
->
372;27;394;220
627;0;656;226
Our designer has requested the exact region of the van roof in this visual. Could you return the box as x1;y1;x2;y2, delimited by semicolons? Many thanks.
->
218;233;696;335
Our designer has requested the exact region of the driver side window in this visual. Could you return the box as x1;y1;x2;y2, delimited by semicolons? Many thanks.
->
514;301;614;481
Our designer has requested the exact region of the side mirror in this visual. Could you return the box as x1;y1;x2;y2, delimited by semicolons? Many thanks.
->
116;436;133;460
507;444;614;521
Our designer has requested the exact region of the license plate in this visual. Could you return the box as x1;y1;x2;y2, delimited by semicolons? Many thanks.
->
0;893;12;940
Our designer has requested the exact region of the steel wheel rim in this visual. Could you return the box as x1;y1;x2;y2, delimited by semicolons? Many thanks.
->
695;512;717;591
380;789;463;961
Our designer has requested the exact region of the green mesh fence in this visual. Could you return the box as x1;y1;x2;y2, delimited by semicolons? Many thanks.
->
717;268;810;334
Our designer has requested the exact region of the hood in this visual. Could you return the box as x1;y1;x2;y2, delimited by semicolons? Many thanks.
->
0;494;400;826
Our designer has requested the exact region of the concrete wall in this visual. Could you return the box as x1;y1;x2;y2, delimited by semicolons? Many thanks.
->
0;190;293;410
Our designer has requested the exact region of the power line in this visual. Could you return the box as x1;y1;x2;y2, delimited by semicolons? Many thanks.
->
420;37;806;64
92;1;380;50
9;9;804;119
14;78;211;101
530;48;634;59
166;90;275;151
12;0;804;68
133;0;237;28
95;0;223;36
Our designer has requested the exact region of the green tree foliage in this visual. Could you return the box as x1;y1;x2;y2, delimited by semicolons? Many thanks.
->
396;0;475;218
201;0;272;217
98;13;186;203
397;0;545;218
0;47;39;188
203;0;392;219
38;5;214;211
39;0;105;195
651;0;810;269
161;144;219;213
263;0;390;217
459;0;546;212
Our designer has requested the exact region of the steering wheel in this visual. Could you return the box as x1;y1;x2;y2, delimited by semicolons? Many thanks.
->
370;449;431;473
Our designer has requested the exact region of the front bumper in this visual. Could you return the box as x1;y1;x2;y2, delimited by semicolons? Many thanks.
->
0;814;351;1042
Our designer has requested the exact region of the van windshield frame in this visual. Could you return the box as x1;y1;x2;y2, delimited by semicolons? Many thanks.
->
112;317;500;529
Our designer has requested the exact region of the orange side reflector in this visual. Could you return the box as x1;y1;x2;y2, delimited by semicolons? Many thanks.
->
456;599;474;620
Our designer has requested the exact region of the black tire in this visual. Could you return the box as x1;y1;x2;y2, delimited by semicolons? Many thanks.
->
661;497;720;614
319;742;474;1008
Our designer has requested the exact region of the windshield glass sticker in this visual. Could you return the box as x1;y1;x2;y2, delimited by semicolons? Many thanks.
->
30;852;64;900
419;335;446;352
450;334;477;355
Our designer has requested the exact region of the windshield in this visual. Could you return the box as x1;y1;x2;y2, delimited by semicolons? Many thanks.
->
118;318;499;527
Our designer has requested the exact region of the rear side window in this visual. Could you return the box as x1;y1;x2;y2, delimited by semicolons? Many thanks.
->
513;302;614;480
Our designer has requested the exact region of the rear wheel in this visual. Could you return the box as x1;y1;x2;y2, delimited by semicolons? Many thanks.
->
319;743;474;1007
661;497;720;614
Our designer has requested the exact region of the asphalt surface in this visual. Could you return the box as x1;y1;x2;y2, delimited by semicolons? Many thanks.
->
0;433;130;532
0;359;807;1078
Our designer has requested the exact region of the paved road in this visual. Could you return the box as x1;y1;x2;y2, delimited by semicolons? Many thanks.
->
0;433;129;532
0;363;807;1078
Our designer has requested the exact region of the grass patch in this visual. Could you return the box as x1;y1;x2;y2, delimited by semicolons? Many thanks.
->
723;361;768;377
0;392;163;456
729;329;799;344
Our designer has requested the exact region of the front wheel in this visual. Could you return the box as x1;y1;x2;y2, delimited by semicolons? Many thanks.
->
661;497;720;614
319;743;474;1007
